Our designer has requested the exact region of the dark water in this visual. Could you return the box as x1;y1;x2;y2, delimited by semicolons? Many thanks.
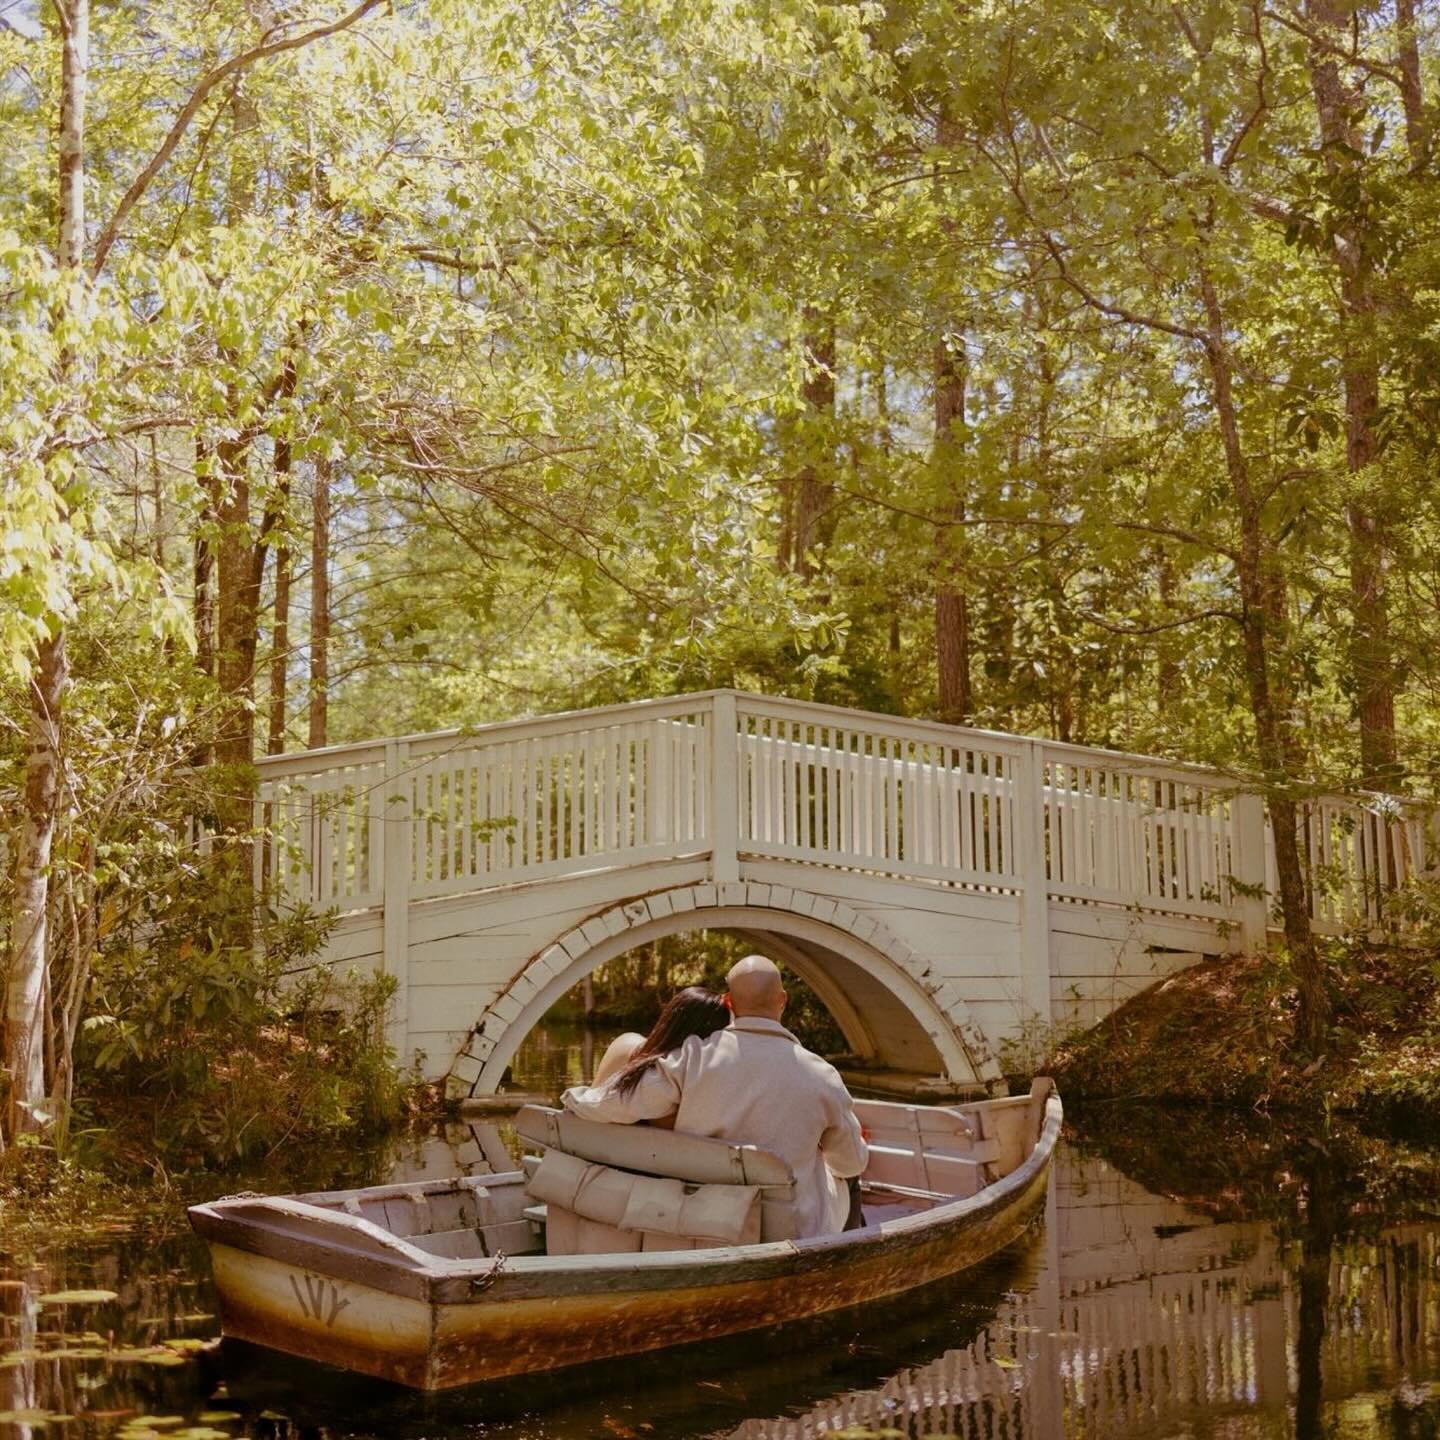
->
4;1024;1440;1440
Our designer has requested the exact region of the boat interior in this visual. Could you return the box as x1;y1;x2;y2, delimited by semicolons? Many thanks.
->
278;1087;1048;1265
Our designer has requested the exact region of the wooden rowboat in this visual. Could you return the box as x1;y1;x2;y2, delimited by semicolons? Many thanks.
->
189;1078;1061;1390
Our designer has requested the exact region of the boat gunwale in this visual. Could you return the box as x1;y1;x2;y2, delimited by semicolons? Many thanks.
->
189;1090;1062;1303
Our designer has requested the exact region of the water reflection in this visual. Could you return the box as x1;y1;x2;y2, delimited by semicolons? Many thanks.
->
729;1143;1440;1440
4;1029;1440;1440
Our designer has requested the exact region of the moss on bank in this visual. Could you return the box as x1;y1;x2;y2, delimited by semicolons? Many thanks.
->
1048;937;1440;1129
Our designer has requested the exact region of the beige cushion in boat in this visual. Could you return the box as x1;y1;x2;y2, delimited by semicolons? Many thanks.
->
514;1105;792;1187
528;1149;762;1247
519;1107;792;1253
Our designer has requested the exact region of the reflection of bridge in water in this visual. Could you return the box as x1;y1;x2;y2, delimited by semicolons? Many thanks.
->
721;1150;1440;1440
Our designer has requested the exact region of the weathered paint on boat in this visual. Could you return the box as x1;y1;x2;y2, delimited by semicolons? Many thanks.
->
191;1084;1061;1389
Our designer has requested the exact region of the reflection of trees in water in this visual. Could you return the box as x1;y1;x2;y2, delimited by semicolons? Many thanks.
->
7;1121;1440;1440
0;1229;231;1431
1;1272;38;1438
732;1146;1440;1440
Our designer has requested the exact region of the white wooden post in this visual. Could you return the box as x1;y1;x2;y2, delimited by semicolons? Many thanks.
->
1230;789;1270;955
382;739;412;1056
710;691;740;884
1013;740;1052;1025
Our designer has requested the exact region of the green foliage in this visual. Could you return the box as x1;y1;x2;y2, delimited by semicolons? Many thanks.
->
82;900;404;1164
3;0;1440;1165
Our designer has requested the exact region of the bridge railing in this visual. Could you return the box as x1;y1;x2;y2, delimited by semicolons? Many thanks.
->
256;695;713;910
253;690;1434;943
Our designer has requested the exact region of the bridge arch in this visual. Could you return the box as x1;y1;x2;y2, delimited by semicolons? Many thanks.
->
446;881;1005;1098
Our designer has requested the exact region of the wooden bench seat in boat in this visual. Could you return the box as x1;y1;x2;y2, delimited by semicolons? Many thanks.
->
851;1098;1003;1198
311;1176;532;1259
514;1105;797;1254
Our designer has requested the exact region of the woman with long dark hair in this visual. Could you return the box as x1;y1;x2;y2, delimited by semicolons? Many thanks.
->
590;987;729;1126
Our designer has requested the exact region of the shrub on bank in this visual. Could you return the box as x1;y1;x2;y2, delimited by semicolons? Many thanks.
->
78;900;410;1168
1049;879;1440;1123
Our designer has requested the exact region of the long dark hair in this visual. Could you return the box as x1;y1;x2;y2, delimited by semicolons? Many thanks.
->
612;986;728;1097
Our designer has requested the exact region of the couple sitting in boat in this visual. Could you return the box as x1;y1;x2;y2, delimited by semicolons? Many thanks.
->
560;955;868;1238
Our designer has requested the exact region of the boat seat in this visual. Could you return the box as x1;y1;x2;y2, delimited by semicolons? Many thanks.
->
515;1105;795;1250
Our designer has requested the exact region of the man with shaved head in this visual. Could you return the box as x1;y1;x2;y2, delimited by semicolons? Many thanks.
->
562;954;867;1238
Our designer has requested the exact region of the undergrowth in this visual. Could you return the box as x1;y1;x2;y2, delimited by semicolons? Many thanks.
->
1050;880;1440;1126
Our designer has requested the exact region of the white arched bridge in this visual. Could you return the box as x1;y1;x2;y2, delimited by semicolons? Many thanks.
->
253;691;1434;1098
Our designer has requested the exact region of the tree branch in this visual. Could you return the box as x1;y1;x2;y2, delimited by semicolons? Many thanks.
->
90;0;388;277
1079;606;1242;635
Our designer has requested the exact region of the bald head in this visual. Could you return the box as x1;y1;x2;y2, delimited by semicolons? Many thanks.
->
726;954;787;1020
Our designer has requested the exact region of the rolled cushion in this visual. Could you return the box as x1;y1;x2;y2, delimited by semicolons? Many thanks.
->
528;1149;761;1246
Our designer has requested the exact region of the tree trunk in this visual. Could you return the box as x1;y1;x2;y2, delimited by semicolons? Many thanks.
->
1304;1;1400;789
1199;266;1328;1054
265;366;296;756
6;633;68;1137
213;432;259;824
1156;548;1181;700
308;457;331;750
5;0;88;1142
933;333;972;724
194;439;216;682
1395;0;1427;164
784;319;837;579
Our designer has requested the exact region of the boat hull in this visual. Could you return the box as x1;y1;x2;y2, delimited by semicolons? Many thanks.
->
196;1097;1059;1389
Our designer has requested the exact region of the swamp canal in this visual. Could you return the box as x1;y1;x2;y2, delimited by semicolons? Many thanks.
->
3;1023;1440;1440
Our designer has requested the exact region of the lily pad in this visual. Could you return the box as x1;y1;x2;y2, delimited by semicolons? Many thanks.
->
37;1289;119;1305
108;1346;188;1367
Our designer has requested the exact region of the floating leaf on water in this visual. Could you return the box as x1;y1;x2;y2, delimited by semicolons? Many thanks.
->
991;1355;1020;1369
130;1417;186;1428
172;1429;231;1440
107;1346;188;1367
0;1411;59;1424
37;1290;119;1306
0;1349;42;1367
43;1346;107;1360
198;1412;241;1423
161;1338;217;1354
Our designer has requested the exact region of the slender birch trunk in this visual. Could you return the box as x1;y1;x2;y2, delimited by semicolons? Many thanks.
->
5;0;88;1141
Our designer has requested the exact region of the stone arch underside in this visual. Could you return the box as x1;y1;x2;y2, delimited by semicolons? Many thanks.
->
446;881;1003;1098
